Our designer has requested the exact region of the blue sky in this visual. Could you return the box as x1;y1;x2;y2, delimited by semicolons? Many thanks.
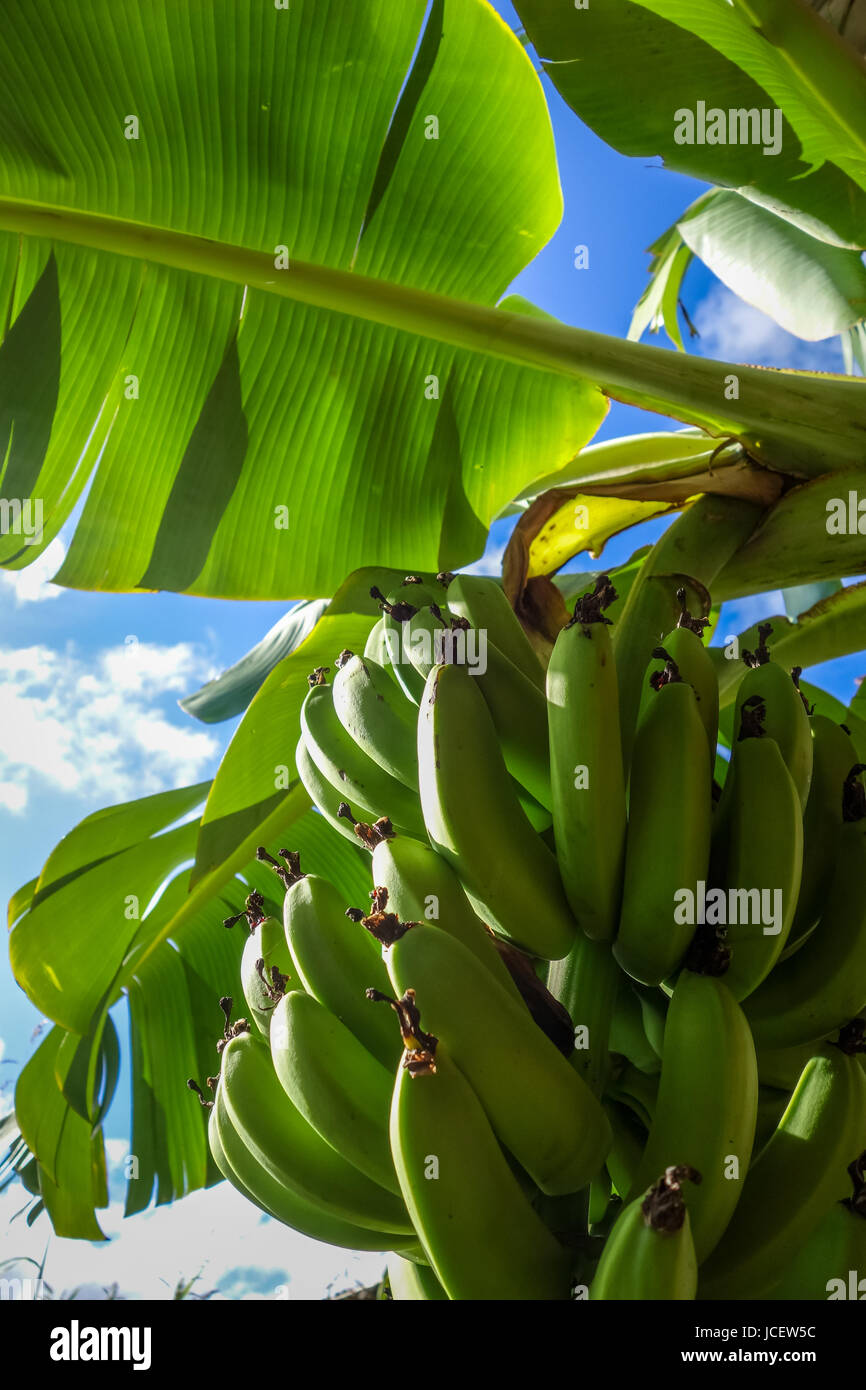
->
0;0;859;1298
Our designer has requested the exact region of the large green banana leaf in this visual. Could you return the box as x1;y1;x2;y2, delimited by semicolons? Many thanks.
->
9;781;372;1234
0;0;606;597
2;0;866;603
180;599;330;724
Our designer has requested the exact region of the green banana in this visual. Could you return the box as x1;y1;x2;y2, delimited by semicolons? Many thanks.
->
331;651;419;790
217;1030;412;1234
615;677;712;986
512;786;554;834
756;1152;866;1300
363;616;402;688
210;1082;416;1252
470;644;552;811
369;832;523;1003
546;576;626;941
744;822;866;1049
401;602;449;680
444;572;545;690
417;661;578;959
787;717;861;952
590;1166;700;1300
278;858;401;1068
612;495;761;769
629;967;758;1262
700;1039;866;1299
605;1100;647;1199
548;933;621;1096
606;1062;659;1131
372;578;443;705
731;629;813;810
639;591;719;770
236;899;295;1036
635;985;668;1061
372;922;611;1195
269;989;398;1194
389;1037;572;1299
397;600;552;828
757;1038;830;1091
589;1169;614;1229
609;984;662;1076
404;605;552;812
387;1254;449;1301
294;735;368;847
722;728;803;1000
300;671;425;837
751;1085;792;1161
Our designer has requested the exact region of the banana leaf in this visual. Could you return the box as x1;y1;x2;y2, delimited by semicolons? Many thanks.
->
9;784;372;1234
0;0;603;598
515;0;866;244
180;599;330;724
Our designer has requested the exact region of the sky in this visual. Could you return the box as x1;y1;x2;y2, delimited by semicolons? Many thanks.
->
0;0;860;1299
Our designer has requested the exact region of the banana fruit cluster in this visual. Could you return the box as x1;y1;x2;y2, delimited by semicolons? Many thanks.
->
195;572;866;1300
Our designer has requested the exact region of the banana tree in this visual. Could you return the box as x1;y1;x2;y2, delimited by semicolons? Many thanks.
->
3;0;866;1237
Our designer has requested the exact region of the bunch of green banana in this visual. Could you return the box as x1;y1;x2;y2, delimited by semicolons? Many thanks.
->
191;554;866;1303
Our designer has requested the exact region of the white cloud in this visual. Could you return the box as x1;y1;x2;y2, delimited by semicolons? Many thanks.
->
0;781;27;813
0;640;219;814
0;539;66;604
0;1176;387;1302
693;284;846;372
